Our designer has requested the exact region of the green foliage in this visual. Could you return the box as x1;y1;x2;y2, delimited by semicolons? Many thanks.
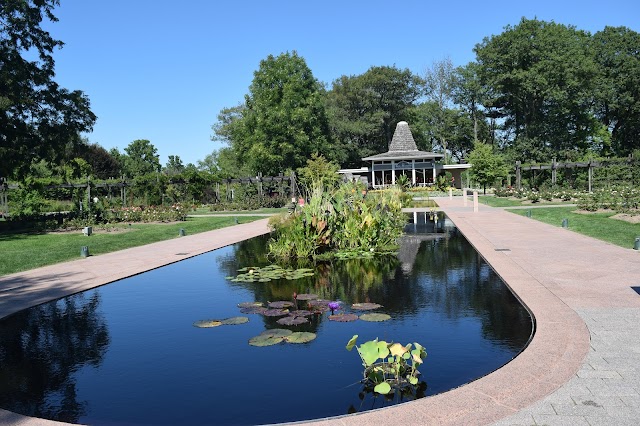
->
123;140;161;177
394;174;411;191
467;142;509;193
105;203;188;223
215;52;330;175
9;187;46;221
424;57;456;161
325;66;424;167
435;171;454;191
475;18;599;161
592;26;640;155
346;335;427;395
577;186;640;213
0;0;96;179
268;183;406;259
297;153;340;193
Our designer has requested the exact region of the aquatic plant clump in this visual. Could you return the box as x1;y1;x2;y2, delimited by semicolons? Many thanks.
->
346;335;427;395
267;182;407;259
227;265;314;283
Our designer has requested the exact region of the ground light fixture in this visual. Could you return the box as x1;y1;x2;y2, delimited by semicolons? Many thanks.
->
634;237;640;251
80;246;89;257
179;228;186;237
562;218;569;228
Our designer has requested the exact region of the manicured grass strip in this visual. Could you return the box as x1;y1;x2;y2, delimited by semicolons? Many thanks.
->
507;206;640;249
478;196;576;208
0;216;263;276
189;207;287;215
477;196;524;207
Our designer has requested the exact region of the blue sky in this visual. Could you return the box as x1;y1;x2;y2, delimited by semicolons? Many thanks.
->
45;0;639;167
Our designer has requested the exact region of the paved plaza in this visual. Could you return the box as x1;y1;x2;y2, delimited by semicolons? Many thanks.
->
1;198;639;425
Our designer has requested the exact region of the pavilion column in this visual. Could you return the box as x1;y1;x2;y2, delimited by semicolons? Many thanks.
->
432;163;437;182
370;162;375;188
392;161;396;184
411;160;416;185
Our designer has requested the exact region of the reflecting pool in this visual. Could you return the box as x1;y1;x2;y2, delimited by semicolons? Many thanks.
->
0;215;532;425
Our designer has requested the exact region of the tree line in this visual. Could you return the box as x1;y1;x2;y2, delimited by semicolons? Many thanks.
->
2;1;639;188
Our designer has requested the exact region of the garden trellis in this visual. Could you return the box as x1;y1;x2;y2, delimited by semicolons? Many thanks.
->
514;156;639;192
0;172;298;220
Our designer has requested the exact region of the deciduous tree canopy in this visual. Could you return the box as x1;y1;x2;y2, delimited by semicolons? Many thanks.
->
0;0;96;179
214;51;330;176
474;18;598;162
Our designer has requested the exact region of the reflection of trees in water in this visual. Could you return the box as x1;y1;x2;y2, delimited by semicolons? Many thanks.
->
0;292;110;423
217;229;531;351
410;229;532;349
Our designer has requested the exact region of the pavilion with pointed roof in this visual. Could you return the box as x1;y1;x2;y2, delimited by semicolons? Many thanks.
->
353;121;469;189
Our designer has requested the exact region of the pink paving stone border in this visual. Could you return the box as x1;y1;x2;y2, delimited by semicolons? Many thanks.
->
0;205;593;426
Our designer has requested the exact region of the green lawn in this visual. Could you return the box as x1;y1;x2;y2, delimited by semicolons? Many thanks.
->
507;206;640;249
0;216;264;276
189;207;287;215
478;196;575;208
477;196;524;207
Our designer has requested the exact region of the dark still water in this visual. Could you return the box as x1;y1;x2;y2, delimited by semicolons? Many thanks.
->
0;216;533;425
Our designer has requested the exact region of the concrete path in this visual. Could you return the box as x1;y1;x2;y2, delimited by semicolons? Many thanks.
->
1;200;640;425
436;197;640;426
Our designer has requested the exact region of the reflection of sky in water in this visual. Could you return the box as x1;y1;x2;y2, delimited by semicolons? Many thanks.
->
0;224;532;426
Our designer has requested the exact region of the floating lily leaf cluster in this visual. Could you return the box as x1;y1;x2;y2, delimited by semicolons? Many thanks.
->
346;335;427;395
193;316;249;328
248;329;316;346
326;302;391;323
226;265;314;283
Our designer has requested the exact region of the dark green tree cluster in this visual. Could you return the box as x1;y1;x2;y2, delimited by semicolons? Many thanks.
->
1;0;96;179
213;19;639;177
474;18;640;161
214;51;331;175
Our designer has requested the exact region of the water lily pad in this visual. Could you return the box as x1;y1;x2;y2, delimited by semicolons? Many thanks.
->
192;319;223;328
248;329;293;347
284;332;316;344
289;310;313;317
374;382;391;395
328;313;359;322
239;306;267;315
351;303;383;311
359;313;391;322
237;302;264;308
260;329;292;337
263;309;290;317
277;316;309;326
268;301;295;309
248;334;285;347
220;316;249;325
295;293;318;301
